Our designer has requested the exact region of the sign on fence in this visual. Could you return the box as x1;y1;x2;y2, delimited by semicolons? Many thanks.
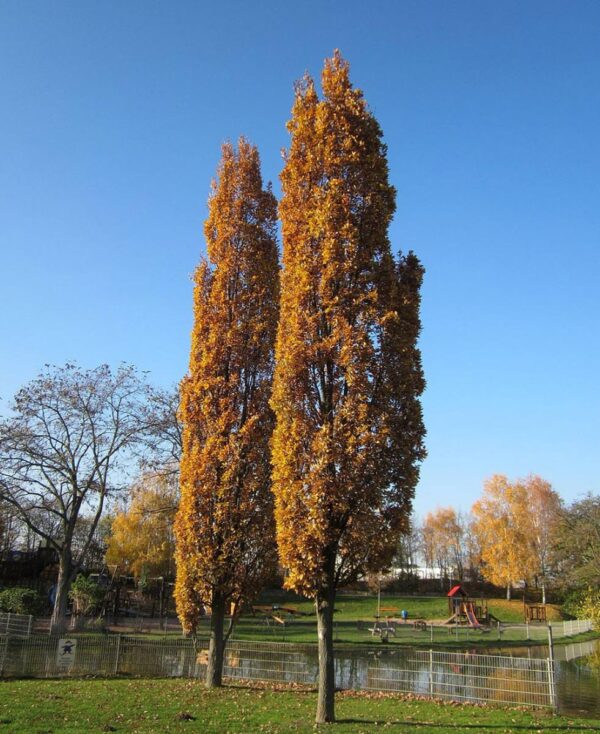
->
56;638;77;671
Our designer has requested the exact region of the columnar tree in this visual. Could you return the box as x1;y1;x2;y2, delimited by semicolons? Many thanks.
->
271;52;426;723
0;363;148;633
175;138;279;687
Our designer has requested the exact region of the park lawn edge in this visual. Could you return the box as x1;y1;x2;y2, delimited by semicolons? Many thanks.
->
1;677;598;734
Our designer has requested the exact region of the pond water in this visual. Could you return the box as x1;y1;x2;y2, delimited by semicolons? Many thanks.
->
530;639;600;717
225;640;600;717
427;640;600;716
464;640;600;716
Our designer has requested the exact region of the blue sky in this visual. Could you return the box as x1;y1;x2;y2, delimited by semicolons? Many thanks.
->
1;1;598;517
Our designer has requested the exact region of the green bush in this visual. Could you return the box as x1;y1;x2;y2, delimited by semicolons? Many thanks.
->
69;574;104;615
0;587;44;615
575;588;600;630
561;588;587;619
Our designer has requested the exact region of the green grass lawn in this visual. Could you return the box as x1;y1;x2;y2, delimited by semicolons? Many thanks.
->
253;591;564;624
0;678;597;734
169;592;575;648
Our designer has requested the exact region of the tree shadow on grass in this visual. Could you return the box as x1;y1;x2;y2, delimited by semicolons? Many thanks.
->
336;720;597;731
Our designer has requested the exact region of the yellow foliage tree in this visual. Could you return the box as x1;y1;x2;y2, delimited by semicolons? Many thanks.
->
472;476;529;599
271;51;426;723
105;471;178;579
175;138;279;687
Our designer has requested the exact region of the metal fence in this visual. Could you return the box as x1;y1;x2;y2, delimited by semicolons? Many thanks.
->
0;613;32;638
351;618;593;646
0;634;558;709
555;619;593;637
366;649;555;708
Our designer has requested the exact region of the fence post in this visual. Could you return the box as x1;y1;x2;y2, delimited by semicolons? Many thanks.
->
0;636;7;677
547;622;554;665
6;614;11;636
546;657;557;712
429;649;434;697
526;619;530;641
27;616;33;639
113;635;121;675
430;623;433;644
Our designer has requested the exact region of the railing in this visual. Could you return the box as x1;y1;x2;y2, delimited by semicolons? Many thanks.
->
0;613;32;639
0;635;559;709
366;649;554;708
351;618;593;645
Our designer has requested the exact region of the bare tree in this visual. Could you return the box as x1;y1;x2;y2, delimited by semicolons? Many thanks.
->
0;363;149;632
141;387;182;474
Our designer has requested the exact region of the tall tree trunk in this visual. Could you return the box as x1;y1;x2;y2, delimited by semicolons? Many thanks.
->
315;569;336;723
206;591;226;687
50;548;73;635
541;581;546;605
506;584;512;601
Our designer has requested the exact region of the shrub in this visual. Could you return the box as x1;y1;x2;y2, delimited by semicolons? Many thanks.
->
69;574;104;616
576;588;600;630
0;587;44;615
561;588;587;620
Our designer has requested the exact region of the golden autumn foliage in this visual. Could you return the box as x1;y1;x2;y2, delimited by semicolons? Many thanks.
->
174;139;279;648
272;50;426;600
271;51;426;721
105;471;178;578
472;474;561;599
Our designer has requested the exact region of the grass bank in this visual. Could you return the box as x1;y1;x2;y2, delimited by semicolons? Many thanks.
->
1;678;598;734
168;593;581;648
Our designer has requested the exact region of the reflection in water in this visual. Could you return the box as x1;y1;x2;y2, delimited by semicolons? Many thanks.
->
491;639;600;716
225;641;600;716
221;640;600;717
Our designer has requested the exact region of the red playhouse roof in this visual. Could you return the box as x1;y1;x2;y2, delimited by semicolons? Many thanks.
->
447;585;467;597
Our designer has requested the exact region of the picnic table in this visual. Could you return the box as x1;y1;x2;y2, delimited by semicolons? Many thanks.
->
369;606;399;640
251;604;304;628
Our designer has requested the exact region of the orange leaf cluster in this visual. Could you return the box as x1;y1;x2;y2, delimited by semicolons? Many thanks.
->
271;52;426;599
174;139;280;634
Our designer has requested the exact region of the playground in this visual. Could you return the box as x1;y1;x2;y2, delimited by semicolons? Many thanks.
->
66;589;594;650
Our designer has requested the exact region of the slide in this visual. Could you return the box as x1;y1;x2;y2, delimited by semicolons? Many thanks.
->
464;603;482;628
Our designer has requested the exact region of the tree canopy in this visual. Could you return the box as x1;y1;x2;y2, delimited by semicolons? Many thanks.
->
0;363;149;632
271;51;426;722
174;138;280;687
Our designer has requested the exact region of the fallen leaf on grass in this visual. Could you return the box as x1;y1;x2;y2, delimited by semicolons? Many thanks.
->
175;712;196;721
